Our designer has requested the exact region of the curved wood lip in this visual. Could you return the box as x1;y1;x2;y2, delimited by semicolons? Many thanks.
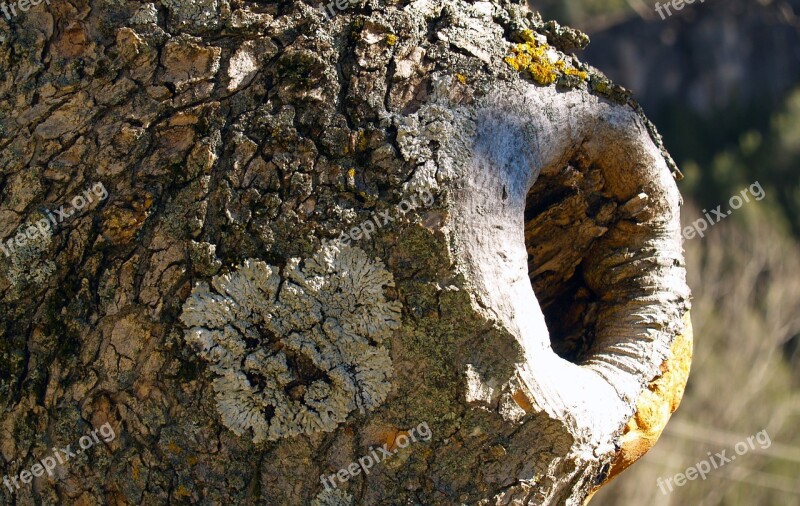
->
443;80;691;454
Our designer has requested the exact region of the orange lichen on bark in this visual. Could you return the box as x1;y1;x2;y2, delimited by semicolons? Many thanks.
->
587;311;693;501
384;429;413;451
512;389;534;413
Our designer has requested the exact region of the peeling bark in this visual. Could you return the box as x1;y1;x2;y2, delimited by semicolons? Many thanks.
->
0;0;690;504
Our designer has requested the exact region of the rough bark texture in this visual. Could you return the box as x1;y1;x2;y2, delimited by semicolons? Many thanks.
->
0;0;691;505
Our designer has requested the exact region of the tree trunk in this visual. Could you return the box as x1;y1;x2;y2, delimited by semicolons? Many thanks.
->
0;0;691;504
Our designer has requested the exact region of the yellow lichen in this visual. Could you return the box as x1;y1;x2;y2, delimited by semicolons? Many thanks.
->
503;56;521;72
528;61;558;86
593;79;612;95
563;67;588;80
504;41;558;86
518;29;538;44
175;485;192;498
504;36;588;86
385;34;397;46
356;130;368;151
455;73;467;84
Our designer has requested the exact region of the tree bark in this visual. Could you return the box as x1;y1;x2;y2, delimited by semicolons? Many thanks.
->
0;0;691;504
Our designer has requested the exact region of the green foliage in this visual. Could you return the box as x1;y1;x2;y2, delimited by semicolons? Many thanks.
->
676;87;800;236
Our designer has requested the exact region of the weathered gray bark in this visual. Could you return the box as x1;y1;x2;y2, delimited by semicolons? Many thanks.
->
0;0;691;504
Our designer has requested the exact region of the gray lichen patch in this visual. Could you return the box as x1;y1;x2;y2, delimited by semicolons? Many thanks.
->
312;488;353;506
179;242;401;443
1;217;56;297
162;0;224;34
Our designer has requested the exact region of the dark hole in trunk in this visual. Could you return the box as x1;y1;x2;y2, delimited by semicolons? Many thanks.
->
525;159;618;364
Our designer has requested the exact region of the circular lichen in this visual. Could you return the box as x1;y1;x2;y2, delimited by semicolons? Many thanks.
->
180;242;402;443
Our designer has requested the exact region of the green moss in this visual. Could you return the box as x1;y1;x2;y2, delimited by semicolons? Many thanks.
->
540;20;590;51
588;75;631;104
276;50;320;86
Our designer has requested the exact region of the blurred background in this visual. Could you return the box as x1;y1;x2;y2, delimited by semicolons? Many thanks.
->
528;0;800;504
